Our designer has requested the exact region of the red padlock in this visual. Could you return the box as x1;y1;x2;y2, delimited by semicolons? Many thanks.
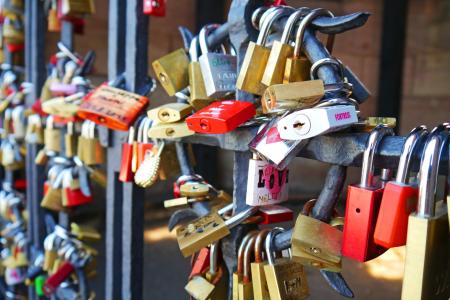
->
373;126;428;248
189;247;210;279
43;261;75;296
63;171;93;207
257;205;293;224
119;126;136;182
341;125;394;262
136;118;154;170
143;0;166;16
186;100;256;134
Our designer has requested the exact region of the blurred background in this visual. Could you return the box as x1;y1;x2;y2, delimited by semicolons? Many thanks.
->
42;0;450;299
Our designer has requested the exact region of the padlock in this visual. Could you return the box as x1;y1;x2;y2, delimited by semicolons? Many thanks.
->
257;205;293;224
62;60;78;84
70;223;101;241
136;118;154;169
198;24;237;98
277;104;358;140
43;234;57;272
246;154;289;206
236;7;292;95
251;229;270;300
41;167;65;212
264;228;309;300
119;126;136;182
62;168;92;207
186;100;256;134
249;117;308;170
84;121;104;165
147;121;195;138
43;261;75;296
373;126;428;248
341;125;394;262
239;234;258;300
49;82;77;96
48;0;61;32
143;0;166;16
179;181;209;197
44;116;61;153
4;267;26;286
12;105;26;140
152;48;190;96
164;197;209;208
134;141;164;188
261;80;325;114
60;0;95;16
284;8;334;83
158;143;181;180
147;103;192;124
64;122;78;158
261;8;310;86
291;199;343;272
25;114;44;145
233;232;257;300
401;131;450;300
176;204;257;257
189;247;210;279
188;36;212;110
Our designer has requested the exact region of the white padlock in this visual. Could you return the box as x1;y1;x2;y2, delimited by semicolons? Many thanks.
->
277;105;358;140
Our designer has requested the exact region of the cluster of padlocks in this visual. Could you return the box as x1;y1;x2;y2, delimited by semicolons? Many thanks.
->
0;0;448;299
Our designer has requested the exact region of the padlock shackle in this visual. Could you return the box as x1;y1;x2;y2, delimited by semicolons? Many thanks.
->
360;125;394;188
199;24;221;55
254;229;270;263
257;6;293;46
395;125;428;183
224;206;258;228
417;129;449;217
310;57;344;81
237;231;257;275
189;36;200;62
280;8;309;44
265;227;285;265
243;235;257;282
209;242;219;275
293;8;334;58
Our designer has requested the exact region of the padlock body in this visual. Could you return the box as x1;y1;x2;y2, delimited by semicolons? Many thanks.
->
251;262;270;300
283;57;311;83
261;41;293;86
264;259;309;300
189;247;210;278
246;159;289;206
186;100;256;134
342;184;386;262
188;62;212;110
152;49;190;96
374;182;418;248
147;122;195;138
137;143;154;169
143;0;166;16
64;187;93;207
401;209;450;300
119;143;134;182
236;42;271;95
44;261;75;296
199;53;237;98
257;205;293;224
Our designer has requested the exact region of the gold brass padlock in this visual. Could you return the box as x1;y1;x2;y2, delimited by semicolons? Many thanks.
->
179;182;210;197
251;230;271;300
152;49;190;96
188;36;212;110
147;121;194;139
284;9;334;83
44;116;61;153
147;103;192;124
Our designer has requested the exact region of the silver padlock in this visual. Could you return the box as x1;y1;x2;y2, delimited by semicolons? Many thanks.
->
198;24;237;99
249;117;308;170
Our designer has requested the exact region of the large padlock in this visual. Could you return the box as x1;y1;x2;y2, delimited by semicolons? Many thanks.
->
277;104;358;140
249;117;308;170
261;8;309;86
341;125;394;262
264;228;309;300
374;126;428;248
152;48;190;96
143;0;165;16
291;199;343;272
176;204;257;257
188;36;212;110
186;100;256;134
246;154;289;206
198;24;237;98
284;8;334;83
401;131;450;300
236;7;292;95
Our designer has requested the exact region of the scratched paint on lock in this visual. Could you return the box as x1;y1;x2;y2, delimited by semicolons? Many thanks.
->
246;159;289;206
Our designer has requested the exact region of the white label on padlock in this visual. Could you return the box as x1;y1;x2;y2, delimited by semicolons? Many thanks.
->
277;105;358;140
5;267;26;285
246;159;289;206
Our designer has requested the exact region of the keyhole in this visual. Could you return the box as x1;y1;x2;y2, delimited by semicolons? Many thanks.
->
160;111;170;120
293;121;305;129
165;128;174;136
356;208;361;213
158;73;167;83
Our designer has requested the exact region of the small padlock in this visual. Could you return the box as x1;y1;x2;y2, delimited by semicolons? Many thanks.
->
147;121;195;138
284;9;334;83
264;228;309;300
119;126;136;182
188;36;212;110
44;116;61;153
342;125;394;262
189;247;210;279
236;7;291;95
402;131;450;300
246;154;289;206
176;205;257;257
147;103;192;124
60;0;95;16
152;48;190;96
134;141;165;188
179;181;210;197
186;100;256;134
136;118;154;169
198;24;237;98
48;0;61;32
374;126;428;248
143;0;166;16
43;261;75;297
62;168;93;207
64;122;78;158
12;105;26;140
